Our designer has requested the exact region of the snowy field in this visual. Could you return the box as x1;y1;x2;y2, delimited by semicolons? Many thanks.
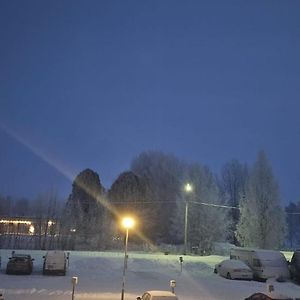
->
0;250;300;300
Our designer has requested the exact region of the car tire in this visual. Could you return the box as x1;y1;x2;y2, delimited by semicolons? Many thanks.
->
226;272;232;280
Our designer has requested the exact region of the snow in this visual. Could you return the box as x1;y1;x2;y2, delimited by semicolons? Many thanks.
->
0;250;299;300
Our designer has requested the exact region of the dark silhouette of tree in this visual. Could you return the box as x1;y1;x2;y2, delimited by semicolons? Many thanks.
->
131;151;185;244
286;201;300;248
63;169;106;249
108;171;151;241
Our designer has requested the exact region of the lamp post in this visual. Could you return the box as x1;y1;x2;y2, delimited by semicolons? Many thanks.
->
184;183;192;255
121;216;135;300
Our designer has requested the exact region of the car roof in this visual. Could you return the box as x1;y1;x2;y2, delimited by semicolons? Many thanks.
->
250;292;293;300
146;291;177;297
221;259;249;267
45;250;65;257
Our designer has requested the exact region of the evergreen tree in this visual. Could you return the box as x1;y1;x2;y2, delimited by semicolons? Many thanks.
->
219;159;248;244
63;169;106;249
108;171;150;241
237;151;286;249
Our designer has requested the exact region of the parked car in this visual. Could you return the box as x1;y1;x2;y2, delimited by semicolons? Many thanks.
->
43;250;67;275
230;248;290;281
214;259;253;280
289;250;300;282
136;290;178;300
0;289;4;300
6;254;34;275
244;292;296;300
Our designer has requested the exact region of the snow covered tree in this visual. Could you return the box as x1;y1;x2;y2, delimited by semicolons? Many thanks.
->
185;164;230;254
219;159;248;244
236;151;286;249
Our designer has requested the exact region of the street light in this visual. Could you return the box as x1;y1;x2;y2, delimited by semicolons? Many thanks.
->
121;216;135;300
184;183;193;255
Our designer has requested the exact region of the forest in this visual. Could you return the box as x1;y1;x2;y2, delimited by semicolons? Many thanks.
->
0;150;299;252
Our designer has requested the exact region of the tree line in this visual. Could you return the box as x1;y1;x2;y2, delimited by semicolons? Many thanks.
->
1;150;299;252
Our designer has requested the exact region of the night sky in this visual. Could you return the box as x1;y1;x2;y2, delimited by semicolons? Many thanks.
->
0;1;300;204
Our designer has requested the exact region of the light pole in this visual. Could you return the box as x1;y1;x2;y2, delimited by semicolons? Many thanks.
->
184;183;193;255
121;216;135;300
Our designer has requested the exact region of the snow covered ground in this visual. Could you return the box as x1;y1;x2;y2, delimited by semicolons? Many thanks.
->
0;250;299;300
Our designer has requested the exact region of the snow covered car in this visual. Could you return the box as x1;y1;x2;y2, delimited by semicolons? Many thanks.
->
230;248;290;281
137;290;178;300
43;250;67;275
6;254;34;275
214;259;253;280
244;292;295;300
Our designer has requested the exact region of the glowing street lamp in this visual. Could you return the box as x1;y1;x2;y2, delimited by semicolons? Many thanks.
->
122;217;135;230
185;183;193;193
121;216;135;300
184;183;193;255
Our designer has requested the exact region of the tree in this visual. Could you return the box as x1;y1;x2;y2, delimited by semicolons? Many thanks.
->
32;189;59;250
130;151;229;252
131;151;185;243
219;159;248;244
285;201;300;248
185;164;230;253
236;151;286;249
63;169;106;249
108;171;150;243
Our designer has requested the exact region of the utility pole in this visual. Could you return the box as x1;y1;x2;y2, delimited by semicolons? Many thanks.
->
183;183;192;255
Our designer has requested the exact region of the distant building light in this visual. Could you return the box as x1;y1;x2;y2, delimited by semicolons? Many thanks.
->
29;225;35;234
0;219;32;225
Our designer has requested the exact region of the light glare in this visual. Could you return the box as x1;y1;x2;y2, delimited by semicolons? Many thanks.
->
122;217;135;229
185;183;193;193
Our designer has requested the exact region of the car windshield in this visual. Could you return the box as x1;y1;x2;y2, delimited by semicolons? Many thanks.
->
11;257;27;262
226;260;247;268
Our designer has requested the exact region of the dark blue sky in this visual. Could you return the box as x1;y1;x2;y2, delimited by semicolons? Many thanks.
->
0;1;300;204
